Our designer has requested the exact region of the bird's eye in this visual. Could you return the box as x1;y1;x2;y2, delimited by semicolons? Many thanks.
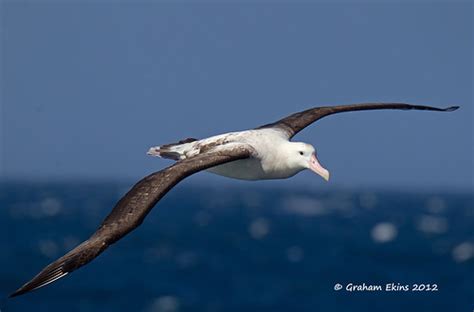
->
299;151;304;156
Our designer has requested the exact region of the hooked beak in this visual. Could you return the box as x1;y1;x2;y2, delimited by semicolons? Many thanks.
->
309;153;330;181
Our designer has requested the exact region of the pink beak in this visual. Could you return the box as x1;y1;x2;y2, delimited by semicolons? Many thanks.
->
309;153;330;181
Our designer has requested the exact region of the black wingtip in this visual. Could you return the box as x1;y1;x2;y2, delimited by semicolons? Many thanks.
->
444;106;460;112
9;236;108;298
9;284;30;298
9;281;41;298
9;268;69;298
9;289;25;298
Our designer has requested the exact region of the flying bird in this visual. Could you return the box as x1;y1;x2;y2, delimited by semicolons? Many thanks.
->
10;102;458;297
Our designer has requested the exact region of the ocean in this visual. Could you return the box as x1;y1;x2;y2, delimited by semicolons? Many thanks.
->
0;181;472;311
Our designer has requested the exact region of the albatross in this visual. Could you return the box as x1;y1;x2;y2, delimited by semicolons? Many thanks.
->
10;102;458;297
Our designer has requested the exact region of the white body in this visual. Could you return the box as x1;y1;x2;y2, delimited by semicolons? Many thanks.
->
151;129;306;180
148;128;329;181
205;129;304;180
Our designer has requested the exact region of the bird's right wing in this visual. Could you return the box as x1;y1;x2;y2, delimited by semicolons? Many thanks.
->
10;145;254;297
258;103;459;139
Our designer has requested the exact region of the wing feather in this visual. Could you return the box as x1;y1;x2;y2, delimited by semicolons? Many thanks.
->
258;102;459;138
10;145;253;297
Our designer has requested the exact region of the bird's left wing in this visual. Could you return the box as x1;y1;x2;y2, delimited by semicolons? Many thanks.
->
258;102;459;139
10;145;254;297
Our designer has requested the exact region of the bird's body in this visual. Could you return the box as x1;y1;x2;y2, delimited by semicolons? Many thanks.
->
10;102;459;297
148;128;306;180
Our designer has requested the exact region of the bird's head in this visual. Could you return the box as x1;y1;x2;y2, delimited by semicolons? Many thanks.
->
289;142;330;181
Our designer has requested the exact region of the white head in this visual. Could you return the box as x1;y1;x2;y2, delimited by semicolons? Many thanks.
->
287;142;330;181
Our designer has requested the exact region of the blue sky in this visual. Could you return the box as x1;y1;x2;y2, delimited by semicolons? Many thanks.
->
1;2;472;190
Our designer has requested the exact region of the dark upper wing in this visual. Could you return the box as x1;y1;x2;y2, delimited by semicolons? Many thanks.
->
258;103;459;139
10;145;253;298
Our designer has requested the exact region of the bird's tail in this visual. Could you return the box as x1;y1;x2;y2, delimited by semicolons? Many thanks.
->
147;138;198;160
10;235;108;298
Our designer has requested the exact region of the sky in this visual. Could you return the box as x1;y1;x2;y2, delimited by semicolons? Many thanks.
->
1;2;472;191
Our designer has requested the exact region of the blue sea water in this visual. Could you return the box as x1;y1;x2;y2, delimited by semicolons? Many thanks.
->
0;181;472;311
